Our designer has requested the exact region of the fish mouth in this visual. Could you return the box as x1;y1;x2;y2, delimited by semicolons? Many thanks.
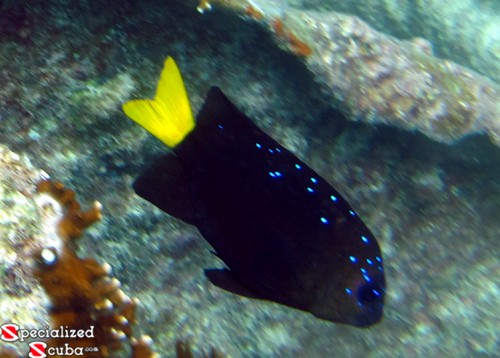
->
353;304;384;327
353;274;385;327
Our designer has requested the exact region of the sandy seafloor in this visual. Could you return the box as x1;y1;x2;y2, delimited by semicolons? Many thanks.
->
0;0;499;357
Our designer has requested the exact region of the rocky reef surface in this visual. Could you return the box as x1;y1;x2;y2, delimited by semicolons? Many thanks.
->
0;0;499;356
214;0;500;147
281;0;500;84
0;145;51;355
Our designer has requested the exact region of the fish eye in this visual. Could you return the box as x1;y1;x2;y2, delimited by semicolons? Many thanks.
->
357;282;383;305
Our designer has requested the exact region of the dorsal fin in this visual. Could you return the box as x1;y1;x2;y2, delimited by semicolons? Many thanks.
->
196;86;258;132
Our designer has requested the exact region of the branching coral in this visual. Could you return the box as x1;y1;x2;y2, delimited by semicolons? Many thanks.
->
29;179;225;358
33;179;156;358
0;145;225;356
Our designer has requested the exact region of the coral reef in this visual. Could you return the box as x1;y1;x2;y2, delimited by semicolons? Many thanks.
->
0;145;49;348
209;0;500;147
1;1;499;357
283;9;500;145
34;179;156;357
0;147;223;357
212;0;500;83
296;0;500;84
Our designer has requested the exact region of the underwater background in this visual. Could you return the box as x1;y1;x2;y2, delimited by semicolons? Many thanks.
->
0;0;499;357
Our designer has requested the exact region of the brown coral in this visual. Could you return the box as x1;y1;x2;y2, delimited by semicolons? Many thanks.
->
33;179;156;358
36;180;102;241
33;179;224;357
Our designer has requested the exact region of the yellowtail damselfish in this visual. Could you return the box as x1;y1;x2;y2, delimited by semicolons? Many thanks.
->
123;57;385;327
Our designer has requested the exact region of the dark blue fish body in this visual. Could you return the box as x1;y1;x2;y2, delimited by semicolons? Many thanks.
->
134;87;385;327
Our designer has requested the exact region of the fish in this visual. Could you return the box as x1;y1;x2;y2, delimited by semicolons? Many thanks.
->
122;57;386;327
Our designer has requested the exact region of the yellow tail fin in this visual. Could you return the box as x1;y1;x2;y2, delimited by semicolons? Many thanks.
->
122;57;195;147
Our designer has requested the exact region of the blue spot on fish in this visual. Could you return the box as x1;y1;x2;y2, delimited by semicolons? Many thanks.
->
306;187;315;193
349;210;356;216
366;259;373;265
310;177;318;184
349;256;357;263
345;288;352;295
218;124;224;129
361;236;369;244
268;149;274;154
268;171;282;178
330;195;338;202
256;143;262;149
295;163;302;170
363;274;372;282
376;256;382;262
320;217;329;224
276;148;281;153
